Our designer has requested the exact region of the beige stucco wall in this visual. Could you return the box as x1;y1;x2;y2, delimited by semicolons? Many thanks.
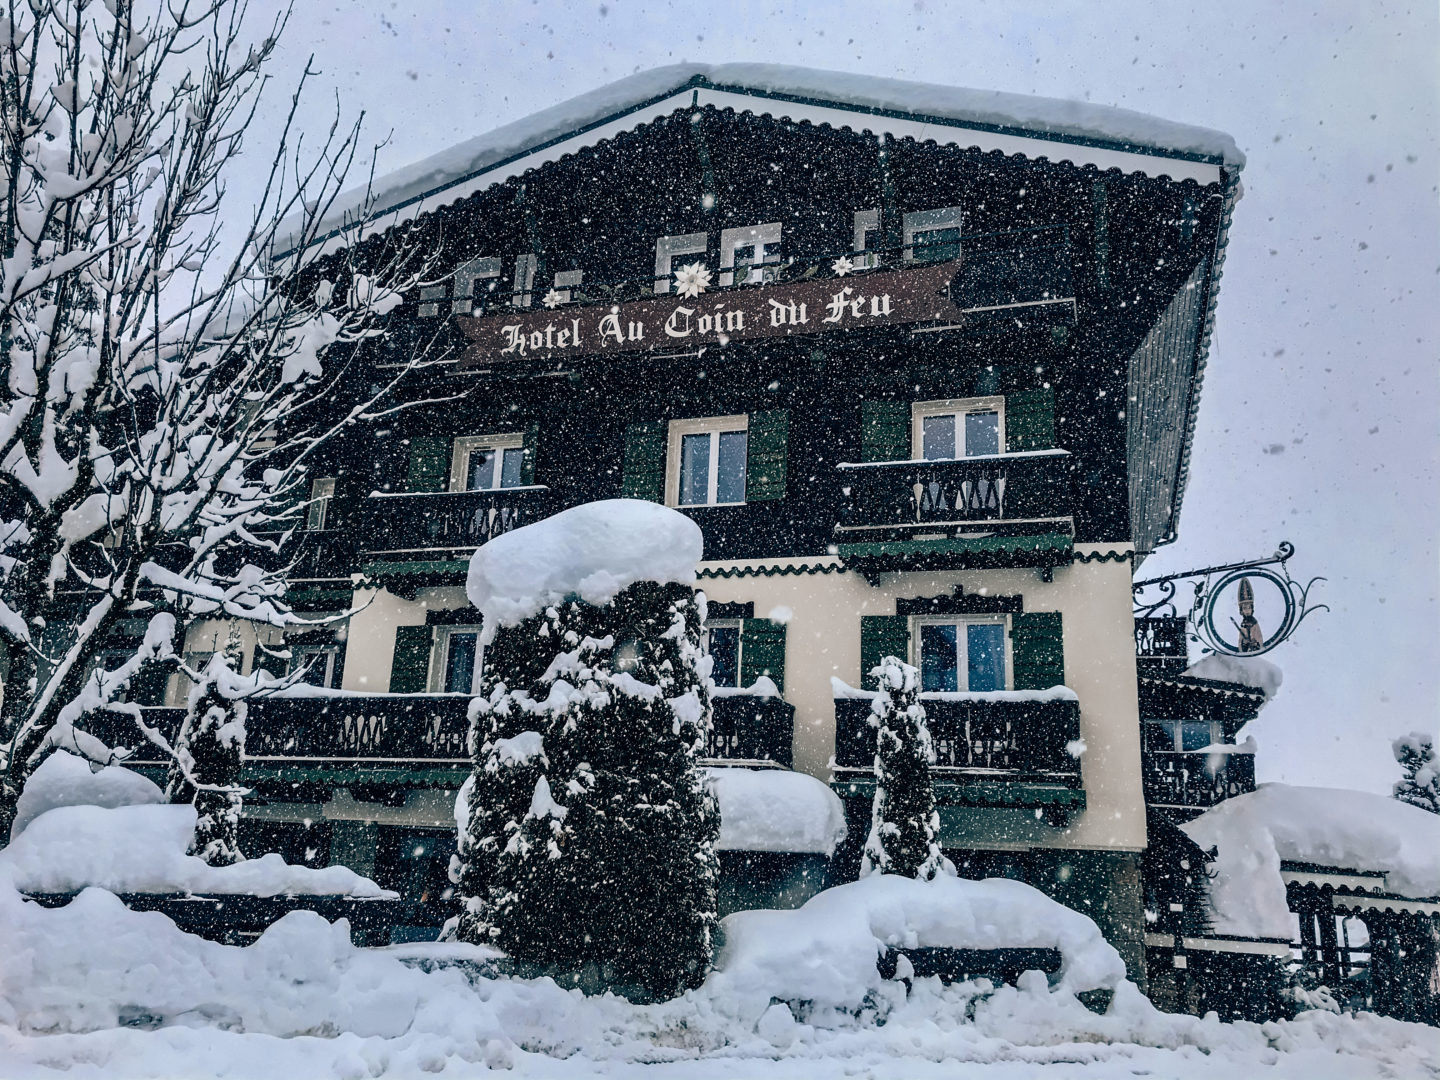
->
339;585;469;693
697;543;1145;853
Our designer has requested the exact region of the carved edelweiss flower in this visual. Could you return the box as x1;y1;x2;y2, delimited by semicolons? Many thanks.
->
831;255;855;277
541;288;565;309
673;262;712;298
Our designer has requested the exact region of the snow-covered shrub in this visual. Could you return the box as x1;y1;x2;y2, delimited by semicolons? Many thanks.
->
1393;731;1440;815
454;500;720;998
861;657;946;880
166;639;249;867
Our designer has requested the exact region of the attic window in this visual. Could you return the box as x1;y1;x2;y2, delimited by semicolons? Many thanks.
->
903;207;963;264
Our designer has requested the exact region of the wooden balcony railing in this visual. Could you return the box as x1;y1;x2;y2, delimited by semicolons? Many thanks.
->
833;695;1082;786
356;487;555;555
88;692;790;771
1134;616;1189;676
1142;749;1256;813
836;452;1072;535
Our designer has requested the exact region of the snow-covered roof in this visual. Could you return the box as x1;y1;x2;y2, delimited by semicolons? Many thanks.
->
1183;783;1440;937
277;63;1242;258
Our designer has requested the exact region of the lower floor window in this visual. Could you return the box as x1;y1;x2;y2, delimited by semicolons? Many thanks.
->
1145;719;1219;752
441;629;480;694
917;619;1006;693
293;647;338;688
706;620;742;687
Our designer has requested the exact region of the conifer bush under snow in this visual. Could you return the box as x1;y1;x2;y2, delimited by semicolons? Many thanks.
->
1393;731;1440;816
452;500;720;997
165;643;248;867
862;657;947;880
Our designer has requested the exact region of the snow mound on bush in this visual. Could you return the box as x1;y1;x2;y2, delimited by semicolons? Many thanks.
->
710;874;1126;1021
467;499;703;639
708;768;847;855
1184;782;1440;937
11;751;164;840
0;803;389;897
1183;654;1282;700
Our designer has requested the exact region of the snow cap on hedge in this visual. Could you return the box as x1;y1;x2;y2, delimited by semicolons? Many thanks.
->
467;499;703;640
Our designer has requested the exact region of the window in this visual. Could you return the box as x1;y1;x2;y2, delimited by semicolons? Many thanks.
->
667;416;748;507
913;397;1005;459
914;617;1008;693
705;619;743;688
433;626;482;694
292;646;338;688
903;207;963;264
306;477;336;531
1146;719;1220;752
450;434;525;492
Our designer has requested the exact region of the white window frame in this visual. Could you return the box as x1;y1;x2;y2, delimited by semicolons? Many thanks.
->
450;433;525;492
429;625;485;694
704;618;744;688
903;206;963;264
666;414;749;508
306;477;336;531
911;396;1007;459
291;645;338;688
910;614;1012;693
654;232;708;294
719;223;782;286
1150;718;1223;753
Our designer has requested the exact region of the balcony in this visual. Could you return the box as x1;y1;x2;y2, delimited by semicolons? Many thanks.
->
1134;616;1189;677
87;692;792;775
1142;749;1256;820
834;453;1073;576
357;486;555;557
832;694;1082;789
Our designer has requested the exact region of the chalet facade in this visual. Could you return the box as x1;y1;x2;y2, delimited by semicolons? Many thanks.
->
111;67;1271;983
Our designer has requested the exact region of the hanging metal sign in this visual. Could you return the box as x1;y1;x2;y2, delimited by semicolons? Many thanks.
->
453;259;964;369
1132;541;1327;658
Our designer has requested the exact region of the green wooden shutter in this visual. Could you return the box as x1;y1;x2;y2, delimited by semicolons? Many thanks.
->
621;421;666;502
739;618;786;692
389;624;434;693
1010;611;1064;690
860;400;910;462
1005;389;1055;451
407;436;450;493
859;614;910;690
745;409;788;502
520;422;540;485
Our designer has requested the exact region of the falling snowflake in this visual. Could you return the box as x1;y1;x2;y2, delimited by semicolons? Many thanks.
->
673;262;712;298
831;255;855;277
541;288;565;309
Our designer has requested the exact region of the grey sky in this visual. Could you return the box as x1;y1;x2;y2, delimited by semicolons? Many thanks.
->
248;1;1438;794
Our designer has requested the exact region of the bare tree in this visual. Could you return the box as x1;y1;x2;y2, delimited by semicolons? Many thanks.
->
0;0;443;841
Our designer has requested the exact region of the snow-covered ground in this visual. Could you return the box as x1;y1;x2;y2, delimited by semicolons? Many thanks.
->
2;759;1439;1078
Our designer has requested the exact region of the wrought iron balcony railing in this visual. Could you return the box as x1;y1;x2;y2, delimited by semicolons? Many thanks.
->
86;692;790;771
1142;749;1256;815
832;694;1082;786
836;451;1072;535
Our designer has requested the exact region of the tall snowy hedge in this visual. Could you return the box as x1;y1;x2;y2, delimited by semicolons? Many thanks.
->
165;637;248;867
862;657;947;880
454;501;720;997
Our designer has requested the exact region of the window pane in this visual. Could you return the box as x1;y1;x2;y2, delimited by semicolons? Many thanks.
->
922;415;956;461
297;650;330;687
708;625;740;687
500;447;525;488
467;448;496;490
964;410;1001;457
445;632;478;694
966;623;1006;692
716;430;748;503
920;623;959;692
1180;721;1213;752
1144;721;1179;752
914;226;960;262
680;433;711;505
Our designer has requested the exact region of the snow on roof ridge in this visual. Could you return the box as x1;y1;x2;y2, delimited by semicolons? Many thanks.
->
278;63;1242;256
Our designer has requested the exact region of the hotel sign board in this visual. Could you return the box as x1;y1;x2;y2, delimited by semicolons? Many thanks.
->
454;260;963;368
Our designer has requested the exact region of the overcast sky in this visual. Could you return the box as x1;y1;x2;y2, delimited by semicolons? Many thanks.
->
246;1;1437;795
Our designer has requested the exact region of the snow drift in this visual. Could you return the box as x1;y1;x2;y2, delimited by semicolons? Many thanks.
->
708;768;847;855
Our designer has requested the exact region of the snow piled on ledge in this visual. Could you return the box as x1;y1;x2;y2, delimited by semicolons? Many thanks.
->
10;750;164;840
466;499;702;639
708;768;847;856
280;63;1242;254
1183;654;1283;700
1183;782;1440;938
